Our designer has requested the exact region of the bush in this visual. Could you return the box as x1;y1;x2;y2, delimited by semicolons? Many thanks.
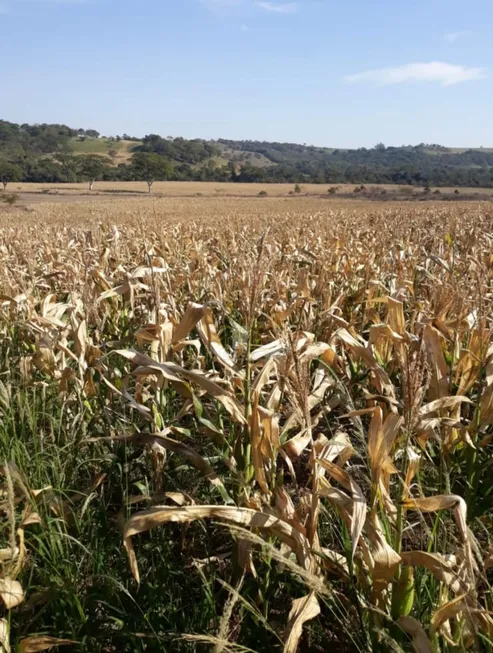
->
0;192;18;206
258;190;268;197
328;187;338;195
294;184;302;194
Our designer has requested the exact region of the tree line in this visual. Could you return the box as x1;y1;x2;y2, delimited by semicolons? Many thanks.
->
2;120;493;189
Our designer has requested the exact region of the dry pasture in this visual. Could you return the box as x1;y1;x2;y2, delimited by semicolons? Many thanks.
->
8;179;493;200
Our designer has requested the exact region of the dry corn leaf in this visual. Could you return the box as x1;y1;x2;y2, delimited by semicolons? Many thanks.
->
116;349;246;423
18;636;77;652
283;592;321;653
419;396;472;417
317;460;366;561
429;594;469;638
423;324;448;400
0;618;9;653
402;495;468;540
249;393;270;495
400;551;467;594
172;302;206;343
124;505;312;584
397;616;433;653
0;578;24;609
0;548;19;563
284;429;311;460
196;306;241;375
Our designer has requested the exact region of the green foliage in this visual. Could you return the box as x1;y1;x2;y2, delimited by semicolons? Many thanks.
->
2;119;493;187
79;154;106;187
0;161;22;189
131;152;174;191
138;134;219;164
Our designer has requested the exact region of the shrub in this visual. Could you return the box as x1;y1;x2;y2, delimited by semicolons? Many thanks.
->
0;192;18;206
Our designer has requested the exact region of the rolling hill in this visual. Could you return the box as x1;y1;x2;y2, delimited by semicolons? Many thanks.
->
1;119;493;187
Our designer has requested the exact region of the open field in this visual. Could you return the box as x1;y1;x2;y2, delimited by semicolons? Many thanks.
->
5;180;493;204
1;195;392;225
0;195;492;652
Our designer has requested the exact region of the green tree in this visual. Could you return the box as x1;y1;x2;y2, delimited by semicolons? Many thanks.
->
79;155;106;191
131;152;173;193
0;161;23;190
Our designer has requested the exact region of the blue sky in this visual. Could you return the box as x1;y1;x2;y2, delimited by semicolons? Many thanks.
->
1;0;491;147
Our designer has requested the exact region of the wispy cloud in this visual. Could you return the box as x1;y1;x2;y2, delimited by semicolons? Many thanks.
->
445;30;471;43
255;1;297;14
345;61;485;87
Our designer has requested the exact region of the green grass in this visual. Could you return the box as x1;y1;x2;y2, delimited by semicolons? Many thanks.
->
69;138;120;155
0;346;221;651
69;139;142;163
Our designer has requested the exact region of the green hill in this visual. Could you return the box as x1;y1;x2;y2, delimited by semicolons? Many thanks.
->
1;119;493;187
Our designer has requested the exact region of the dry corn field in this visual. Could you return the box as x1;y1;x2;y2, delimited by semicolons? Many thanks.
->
0;195;492;652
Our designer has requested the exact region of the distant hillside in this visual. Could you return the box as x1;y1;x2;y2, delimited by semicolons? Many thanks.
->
1;119;493;188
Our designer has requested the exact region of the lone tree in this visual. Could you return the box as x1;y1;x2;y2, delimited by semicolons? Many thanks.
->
79;155;106;191
131;152;173;193
0;161;22;190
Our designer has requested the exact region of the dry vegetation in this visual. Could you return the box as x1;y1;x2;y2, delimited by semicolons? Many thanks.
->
0;195;491;652
9;181;493;198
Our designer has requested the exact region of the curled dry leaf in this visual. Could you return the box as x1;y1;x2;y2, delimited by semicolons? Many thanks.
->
397;616;433;653
429;594;469;638
400;551;468;594
419;395;472;417
402;494;468;541
123;505;312;584
116;349;247;424
283;592;321;653
0;578;24;609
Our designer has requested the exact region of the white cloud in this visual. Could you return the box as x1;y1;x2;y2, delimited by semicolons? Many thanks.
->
255;1;297;14
345;61;485;87
445;31;471;43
